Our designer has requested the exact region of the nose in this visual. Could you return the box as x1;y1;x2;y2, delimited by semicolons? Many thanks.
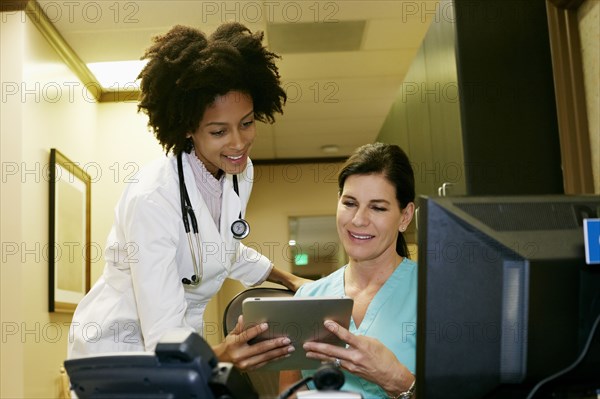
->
352;206;368;227
229;129;244;150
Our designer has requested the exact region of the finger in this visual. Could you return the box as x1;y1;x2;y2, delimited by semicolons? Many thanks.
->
304;349;336;362
240;341;295;370
227;315;269;345
304;349;347;371
324;320;358;347
303;341;348;361
230;315;245;335
245;336;291;356
238;319;269;343
249;348;295;370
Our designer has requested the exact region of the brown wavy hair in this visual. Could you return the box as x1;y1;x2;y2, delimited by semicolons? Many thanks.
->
137;22;287;154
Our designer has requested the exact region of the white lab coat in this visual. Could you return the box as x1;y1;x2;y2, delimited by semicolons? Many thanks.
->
68;153;272;359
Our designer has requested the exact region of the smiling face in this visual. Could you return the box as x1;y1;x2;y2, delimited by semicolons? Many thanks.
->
337;173;413;263
188;91;256;177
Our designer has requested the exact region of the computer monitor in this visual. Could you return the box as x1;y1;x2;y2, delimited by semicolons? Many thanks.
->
416;195;600;399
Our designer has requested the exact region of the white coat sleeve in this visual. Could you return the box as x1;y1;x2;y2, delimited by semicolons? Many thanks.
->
123;193;194;352
228;243;273;287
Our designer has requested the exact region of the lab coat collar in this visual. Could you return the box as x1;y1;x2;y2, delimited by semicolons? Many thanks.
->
177;153;245;271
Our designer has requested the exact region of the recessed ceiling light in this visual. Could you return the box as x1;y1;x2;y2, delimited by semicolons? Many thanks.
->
321;145;339;154
87;60;147;90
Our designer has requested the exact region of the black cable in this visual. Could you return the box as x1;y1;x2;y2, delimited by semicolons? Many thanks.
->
278;363;345;399
526;312;600;399
278;376;313;399
176;152;190;233
232;174;242;220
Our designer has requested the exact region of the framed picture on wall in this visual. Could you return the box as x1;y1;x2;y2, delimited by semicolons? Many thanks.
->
49;148;91;313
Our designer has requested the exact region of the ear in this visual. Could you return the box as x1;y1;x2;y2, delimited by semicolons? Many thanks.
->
398;202;415;232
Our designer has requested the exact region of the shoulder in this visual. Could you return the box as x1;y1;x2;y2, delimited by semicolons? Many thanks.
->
396;257;417;284
118;155;178;210
390;257;418;296
130;155;175;190
296;266;346;297
402;257;417;272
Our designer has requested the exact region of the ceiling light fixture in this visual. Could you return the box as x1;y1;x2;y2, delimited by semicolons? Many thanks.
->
87;60;147;90
320;145;339;154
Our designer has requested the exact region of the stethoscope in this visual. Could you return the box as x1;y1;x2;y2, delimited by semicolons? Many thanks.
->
177;152;250;286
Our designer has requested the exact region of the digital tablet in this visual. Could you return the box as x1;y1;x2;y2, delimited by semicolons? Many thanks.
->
242;296;354;371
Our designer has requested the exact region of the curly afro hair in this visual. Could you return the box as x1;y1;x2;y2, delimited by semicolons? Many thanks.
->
137;22;287;154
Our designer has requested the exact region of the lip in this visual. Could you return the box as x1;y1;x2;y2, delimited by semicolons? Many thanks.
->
223;151;247;165
347;230;374;241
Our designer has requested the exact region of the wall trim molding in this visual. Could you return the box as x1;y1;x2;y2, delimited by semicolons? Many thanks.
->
99;90;140;103
546;0;594;193
23;1;140;103
253;157;346;166
1;0;29;12
25;1;100;102
547;0;585;10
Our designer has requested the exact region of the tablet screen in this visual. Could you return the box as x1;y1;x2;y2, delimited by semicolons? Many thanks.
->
242;296;353;371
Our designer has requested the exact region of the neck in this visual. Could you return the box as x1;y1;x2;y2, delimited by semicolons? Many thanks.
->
346;251;403;290
190;150;224;180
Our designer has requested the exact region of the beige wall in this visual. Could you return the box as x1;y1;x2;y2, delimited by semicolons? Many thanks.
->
1;11;98;398
0;11;163;398
21;14;99;398
578;0;600;194
1;12;25;399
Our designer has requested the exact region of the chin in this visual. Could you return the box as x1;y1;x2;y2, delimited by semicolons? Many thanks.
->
221;155;247;170
345;248;373;261
224;163;247;176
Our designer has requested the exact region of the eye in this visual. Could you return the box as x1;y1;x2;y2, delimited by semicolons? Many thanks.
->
342;200;357;207
371;206;387;212
210;130;225;137
242;119;254;128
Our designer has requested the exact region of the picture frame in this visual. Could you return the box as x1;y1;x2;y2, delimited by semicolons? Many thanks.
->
49;148;91;313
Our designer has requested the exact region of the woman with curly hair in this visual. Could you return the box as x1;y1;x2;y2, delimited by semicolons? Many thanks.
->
68;22;308;370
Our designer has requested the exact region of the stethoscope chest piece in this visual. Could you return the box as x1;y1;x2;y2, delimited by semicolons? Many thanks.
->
177;152;251;286
230;173;250;239
231;218;250;239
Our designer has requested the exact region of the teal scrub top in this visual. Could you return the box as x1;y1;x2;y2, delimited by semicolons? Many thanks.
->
295;257;417;398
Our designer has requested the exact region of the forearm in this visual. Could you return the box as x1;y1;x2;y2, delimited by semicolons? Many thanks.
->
266;267;306;292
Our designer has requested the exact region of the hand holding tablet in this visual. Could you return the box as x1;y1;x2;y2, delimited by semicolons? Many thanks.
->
242;296;354;370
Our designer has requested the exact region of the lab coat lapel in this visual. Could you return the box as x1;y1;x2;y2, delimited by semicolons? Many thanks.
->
180;155;230;274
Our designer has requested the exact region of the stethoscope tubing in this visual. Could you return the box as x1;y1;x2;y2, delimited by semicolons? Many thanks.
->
177;152;202;286
176;151;249;287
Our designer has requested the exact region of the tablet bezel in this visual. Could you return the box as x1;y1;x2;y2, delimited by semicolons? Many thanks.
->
242;296;354;371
